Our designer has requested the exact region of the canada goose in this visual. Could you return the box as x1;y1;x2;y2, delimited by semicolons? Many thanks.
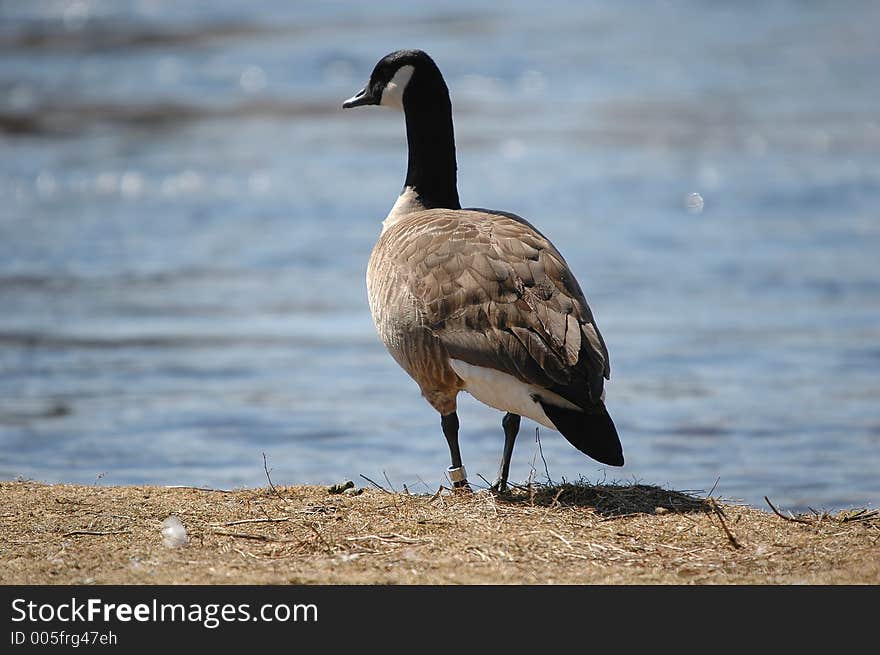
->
344;50;623;491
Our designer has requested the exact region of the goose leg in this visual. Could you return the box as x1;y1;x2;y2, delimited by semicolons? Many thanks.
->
492;412;521;493
441;412;470;490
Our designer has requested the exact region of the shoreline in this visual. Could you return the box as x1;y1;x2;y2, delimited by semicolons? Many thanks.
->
2;480;878;584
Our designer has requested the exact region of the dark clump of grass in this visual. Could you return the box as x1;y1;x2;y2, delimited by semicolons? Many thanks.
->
502;478;711;517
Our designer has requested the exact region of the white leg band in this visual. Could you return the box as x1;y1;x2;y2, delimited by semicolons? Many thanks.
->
447;465;468;484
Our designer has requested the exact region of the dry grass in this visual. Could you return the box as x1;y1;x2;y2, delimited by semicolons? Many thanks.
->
1;479;878;584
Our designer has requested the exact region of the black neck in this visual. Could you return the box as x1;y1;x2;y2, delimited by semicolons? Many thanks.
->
402;87;461;210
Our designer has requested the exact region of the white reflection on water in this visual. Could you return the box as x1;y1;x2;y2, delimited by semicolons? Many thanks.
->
685;192;703;214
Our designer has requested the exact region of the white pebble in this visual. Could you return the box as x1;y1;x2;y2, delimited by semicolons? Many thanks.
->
161;516;189;548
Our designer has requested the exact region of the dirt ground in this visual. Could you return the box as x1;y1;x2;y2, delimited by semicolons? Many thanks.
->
2;479;878;584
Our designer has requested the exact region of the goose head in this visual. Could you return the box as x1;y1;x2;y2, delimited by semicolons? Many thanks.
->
342;49;448;112
343;49;461;210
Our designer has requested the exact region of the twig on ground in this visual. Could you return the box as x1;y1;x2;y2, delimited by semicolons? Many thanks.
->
306;522;333;554
527;467;537;506
213;517;290;527
346;533;428;544
536;427;552;484
262;452;285;501
164;485;236;494
359;474;391;493
839;509;879;523
707;498;741;549
765;496;812;524
212;530;281;542
429;485;449;502
382;471;397;493
547;529;572;548
477;474;496;490
233;547;260;560
706;476;721;498
479;472;528;492
63;529;131;537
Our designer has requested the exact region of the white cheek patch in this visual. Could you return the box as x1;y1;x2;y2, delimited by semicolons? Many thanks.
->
380;65;414;110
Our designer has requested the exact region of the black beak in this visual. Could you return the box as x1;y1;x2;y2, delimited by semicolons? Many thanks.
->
342;86;377;109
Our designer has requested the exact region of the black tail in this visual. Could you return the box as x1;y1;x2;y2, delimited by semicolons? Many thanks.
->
539;402;624;466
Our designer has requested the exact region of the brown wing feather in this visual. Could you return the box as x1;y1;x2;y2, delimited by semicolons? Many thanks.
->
372;208;610;410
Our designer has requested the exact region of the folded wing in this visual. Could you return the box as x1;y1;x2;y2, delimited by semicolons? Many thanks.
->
393;208;610;411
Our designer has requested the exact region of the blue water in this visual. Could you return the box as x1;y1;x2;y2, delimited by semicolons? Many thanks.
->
1;1;878;512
